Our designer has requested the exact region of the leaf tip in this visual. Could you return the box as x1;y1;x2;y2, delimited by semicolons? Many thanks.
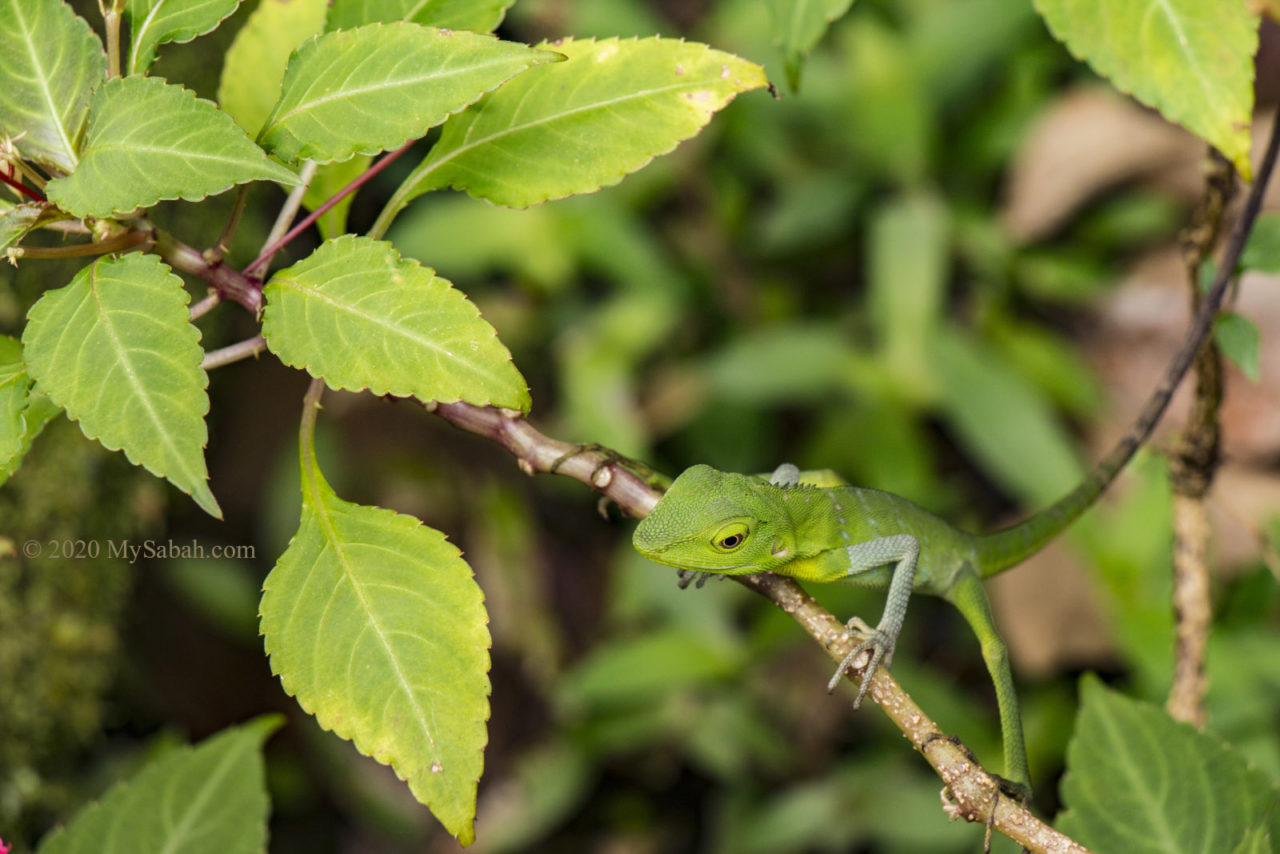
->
456;823;477;847
193;483;223;519
784;58;803;93
244;712;287;742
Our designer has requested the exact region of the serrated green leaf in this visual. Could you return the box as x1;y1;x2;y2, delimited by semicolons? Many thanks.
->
125;0;242;76
765;0;856;91
0;203;44;254
45;76;299;219
262;234;530;410
259;23;559;164
326;0;514;32
216;0;328;138
1057;676;1280;854
378;36;768;223
36;717;279;854
261;404;489;843
1034;0;1258;176
1215;312;1261;382
22;253;221;516
0;0;105;172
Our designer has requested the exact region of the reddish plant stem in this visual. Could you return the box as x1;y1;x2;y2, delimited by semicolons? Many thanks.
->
208;185;251;265
244;140;415;276
156;230;263;314
0;168;45;203
250;160;319;277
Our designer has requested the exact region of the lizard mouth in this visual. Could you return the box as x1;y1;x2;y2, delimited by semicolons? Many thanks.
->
636;544;752;573
665;557;754;573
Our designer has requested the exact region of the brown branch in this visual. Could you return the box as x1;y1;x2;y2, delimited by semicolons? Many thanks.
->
426;399;1087;853
1167;496;1212;726
1165;150;1235;726
429;401;665;517
9;227;150;259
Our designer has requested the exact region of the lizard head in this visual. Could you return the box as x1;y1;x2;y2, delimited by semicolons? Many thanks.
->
633;464;796;575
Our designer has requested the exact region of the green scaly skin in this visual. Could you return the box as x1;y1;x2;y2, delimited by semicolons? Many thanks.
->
634;462;1040;795
631;445;1167;798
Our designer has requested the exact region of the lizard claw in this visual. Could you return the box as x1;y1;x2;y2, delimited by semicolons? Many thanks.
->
827;617;895;709
676;568;719;589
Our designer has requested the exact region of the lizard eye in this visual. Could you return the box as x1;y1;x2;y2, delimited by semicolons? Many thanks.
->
712;522;750;551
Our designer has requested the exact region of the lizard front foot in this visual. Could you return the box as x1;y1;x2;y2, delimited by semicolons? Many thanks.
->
826;616;895;709
676;568;721;589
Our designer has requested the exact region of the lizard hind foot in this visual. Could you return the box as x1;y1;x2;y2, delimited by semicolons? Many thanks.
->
991;773;1033;806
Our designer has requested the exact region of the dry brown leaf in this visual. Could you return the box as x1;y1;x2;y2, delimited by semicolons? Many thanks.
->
1001;87;1203;243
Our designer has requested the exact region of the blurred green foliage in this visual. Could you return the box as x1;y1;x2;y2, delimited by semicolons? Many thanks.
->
1;0;1278;851
0;419;158;844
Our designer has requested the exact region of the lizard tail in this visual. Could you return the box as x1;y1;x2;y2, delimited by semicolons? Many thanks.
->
976;114;1280;578
976;440;1130;578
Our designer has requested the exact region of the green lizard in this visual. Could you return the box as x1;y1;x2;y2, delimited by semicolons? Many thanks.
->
635;458;1064;796
630;150;1271;796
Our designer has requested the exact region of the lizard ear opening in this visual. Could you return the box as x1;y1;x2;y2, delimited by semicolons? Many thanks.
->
711;521;750;552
